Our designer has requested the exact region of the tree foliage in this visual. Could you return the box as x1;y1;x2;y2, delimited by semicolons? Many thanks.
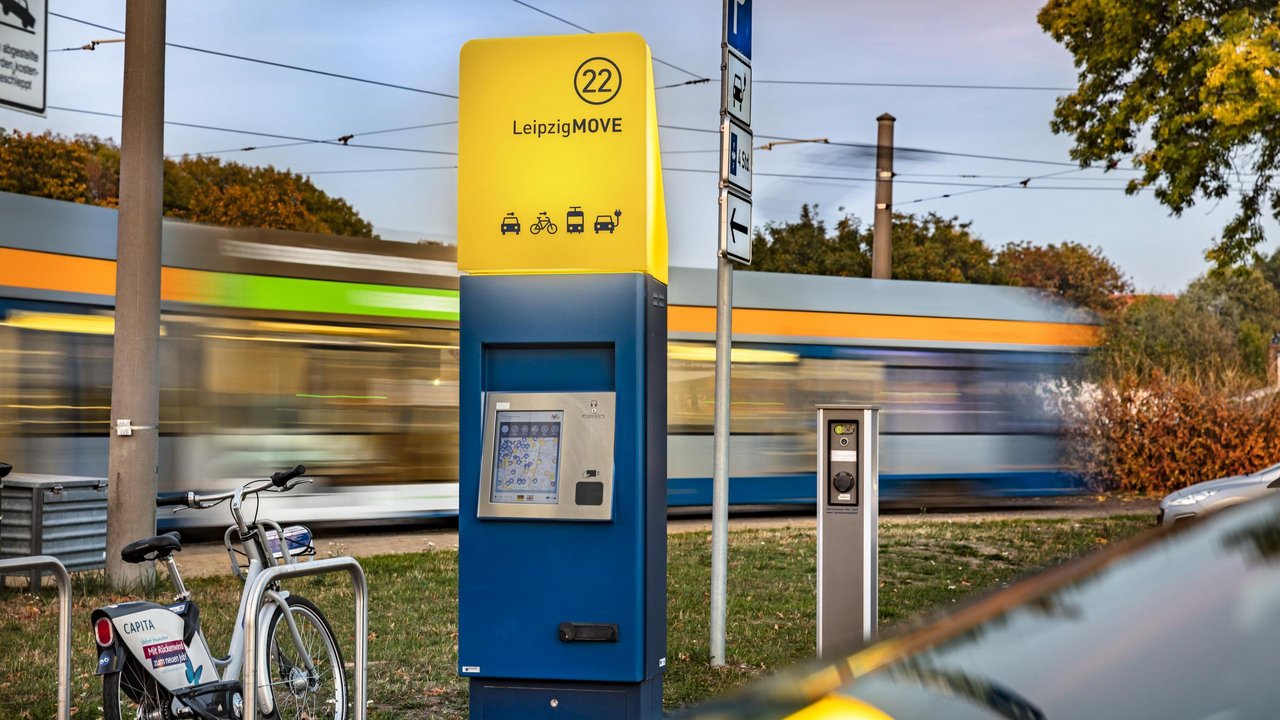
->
750;205;1130;314
752;206;1001;283
1039;0;1280;265
1091;268;1280;383
0;129;374;236
995;241;1132;314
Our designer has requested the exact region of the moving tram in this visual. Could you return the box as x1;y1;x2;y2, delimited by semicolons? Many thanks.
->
0;192;1098;526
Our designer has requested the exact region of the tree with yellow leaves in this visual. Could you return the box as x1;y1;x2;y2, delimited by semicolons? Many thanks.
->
1040;0;1280;266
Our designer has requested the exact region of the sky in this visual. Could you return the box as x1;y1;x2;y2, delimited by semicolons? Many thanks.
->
1;0;1270;293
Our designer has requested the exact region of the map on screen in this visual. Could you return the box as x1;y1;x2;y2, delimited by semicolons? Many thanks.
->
492;410;563;504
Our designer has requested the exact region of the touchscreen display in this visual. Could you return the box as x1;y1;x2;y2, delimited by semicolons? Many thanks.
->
491;410;563;504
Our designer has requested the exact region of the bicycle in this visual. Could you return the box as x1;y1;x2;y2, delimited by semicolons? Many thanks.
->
530;211;558;234
91;466;348;720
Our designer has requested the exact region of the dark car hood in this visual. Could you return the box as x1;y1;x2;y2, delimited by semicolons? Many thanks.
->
681;493;1280;719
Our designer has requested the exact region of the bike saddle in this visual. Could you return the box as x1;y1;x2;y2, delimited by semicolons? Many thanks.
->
0;462;10;479
121;531;182;564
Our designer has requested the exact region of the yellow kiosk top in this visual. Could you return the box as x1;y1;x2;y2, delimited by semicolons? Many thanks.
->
458;32;669;284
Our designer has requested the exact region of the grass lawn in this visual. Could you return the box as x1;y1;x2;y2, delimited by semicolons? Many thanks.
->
0;515;1151;718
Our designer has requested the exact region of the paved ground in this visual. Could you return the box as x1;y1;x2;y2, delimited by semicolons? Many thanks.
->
172;495;1157;579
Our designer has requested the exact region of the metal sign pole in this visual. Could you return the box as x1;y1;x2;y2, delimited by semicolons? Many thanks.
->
711;0;752;668
709;254;732;666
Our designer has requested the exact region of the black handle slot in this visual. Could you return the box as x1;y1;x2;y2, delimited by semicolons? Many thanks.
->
558;622;618;643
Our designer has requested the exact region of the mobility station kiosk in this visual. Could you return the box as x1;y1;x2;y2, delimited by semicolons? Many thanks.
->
456;33;669;719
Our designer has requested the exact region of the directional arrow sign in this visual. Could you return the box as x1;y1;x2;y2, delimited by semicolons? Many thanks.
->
720;190;752;264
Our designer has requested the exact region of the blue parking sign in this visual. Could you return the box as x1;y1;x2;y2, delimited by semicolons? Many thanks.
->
725;0;751;62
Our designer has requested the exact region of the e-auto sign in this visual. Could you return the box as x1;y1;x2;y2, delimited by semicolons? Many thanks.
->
0;0;48;116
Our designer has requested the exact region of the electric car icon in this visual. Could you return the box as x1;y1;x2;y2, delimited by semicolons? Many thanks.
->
594;209;622;234
500;212;521;235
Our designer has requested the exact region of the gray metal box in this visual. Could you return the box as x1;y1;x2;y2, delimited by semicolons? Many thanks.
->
1;474;108;585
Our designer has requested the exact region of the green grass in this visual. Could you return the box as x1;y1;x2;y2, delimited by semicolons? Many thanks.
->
0;515;1151;719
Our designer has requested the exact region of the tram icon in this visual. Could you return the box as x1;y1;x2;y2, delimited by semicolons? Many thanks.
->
566;206;585;234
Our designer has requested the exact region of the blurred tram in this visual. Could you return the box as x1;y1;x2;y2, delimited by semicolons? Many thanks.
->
0;192;1099;527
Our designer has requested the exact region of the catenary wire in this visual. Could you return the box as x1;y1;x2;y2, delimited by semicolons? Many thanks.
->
508;0;709;81
755;79;1076;92
50;12;458;99
297;165;457;175
179;121;460;158
46;106;458;156
662;166;1131;192
657;124;1141;171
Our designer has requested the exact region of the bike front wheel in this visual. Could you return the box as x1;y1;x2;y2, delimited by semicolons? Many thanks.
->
261;595;348;720
102;658;176;720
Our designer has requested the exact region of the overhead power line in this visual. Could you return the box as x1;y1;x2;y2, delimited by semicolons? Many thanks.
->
297;165;457;176
755;79;1075;92
181;120;459;158
508;0;709;82
50;12;458;99
46;106;458;156
656;124;1140;171
662;165;1124;190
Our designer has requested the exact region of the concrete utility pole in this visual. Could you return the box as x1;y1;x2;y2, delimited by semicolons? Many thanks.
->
106;0;166;588
871;113;895;280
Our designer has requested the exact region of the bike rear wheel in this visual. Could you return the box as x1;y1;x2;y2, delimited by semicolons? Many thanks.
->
103;658;176;720
261;595;347;720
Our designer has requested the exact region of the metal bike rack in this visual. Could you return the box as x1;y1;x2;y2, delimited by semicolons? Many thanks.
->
0;555;71;720
241;556;368;720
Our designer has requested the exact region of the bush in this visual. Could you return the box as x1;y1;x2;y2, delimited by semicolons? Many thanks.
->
1064;374;1280;494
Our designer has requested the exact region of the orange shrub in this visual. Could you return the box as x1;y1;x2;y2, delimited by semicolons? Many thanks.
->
1064;375;1280;494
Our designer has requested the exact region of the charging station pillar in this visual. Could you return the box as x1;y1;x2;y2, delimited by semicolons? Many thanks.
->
456;32;668;719
816;405;879;658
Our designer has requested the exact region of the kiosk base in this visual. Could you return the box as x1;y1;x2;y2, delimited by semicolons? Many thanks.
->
470;677;662;719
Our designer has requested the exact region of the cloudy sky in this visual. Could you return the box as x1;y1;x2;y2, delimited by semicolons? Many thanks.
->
1;0;1266;292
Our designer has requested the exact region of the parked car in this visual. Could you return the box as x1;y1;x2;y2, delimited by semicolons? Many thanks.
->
678;491;1280;720
1158;461;1280;525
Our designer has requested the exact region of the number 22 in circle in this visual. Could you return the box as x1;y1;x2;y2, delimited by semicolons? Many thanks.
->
575;57;621;105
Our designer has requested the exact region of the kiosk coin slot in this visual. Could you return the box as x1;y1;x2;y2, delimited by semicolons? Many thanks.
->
478;392;616;521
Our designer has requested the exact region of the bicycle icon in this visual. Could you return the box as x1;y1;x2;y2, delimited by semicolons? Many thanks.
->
531;211;558;235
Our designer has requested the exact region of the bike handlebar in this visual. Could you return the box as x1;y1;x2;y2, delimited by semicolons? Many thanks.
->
156;491;191;508
157;468;310;510
271;464;306;487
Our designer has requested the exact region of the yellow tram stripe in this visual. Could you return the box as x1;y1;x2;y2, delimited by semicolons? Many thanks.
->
668;304;1099;348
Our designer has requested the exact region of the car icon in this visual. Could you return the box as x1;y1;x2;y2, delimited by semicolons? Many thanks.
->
594;215;616;233
500;213;520;235
1;0;36;29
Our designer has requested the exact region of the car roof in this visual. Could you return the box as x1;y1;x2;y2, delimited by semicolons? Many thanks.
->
679;493;1280;719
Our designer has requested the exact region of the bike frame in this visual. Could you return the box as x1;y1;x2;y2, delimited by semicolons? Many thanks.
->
111;478;320;708
204;480;318;687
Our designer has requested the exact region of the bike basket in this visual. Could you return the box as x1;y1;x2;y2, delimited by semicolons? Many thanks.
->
265;525;314;560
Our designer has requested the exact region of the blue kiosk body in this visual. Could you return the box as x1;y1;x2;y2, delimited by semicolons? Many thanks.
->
459;274;667;718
